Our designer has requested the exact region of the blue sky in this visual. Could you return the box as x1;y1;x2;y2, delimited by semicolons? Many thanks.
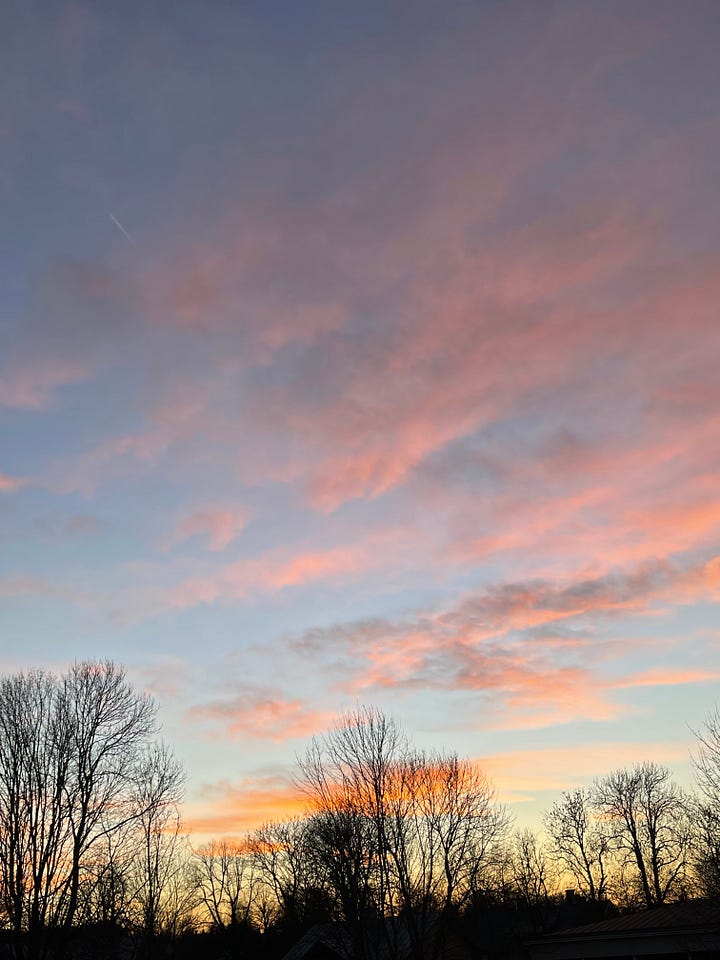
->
2;0;720;835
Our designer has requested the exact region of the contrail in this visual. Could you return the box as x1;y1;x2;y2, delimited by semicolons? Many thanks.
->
109;213;132;241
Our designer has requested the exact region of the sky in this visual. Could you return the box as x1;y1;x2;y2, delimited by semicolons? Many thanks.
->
1;0;720;838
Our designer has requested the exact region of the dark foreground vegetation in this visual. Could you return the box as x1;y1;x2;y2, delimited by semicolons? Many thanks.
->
0;661;719;960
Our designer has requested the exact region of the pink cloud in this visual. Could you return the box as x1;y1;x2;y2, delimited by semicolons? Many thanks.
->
289;554;720;729
76;11;658;516
188;687;333;742
47;384;210;495
0;356;89;409
81;521;441;627
0;572;93;606
156;536;393;612
432;383;720;584
28;25;717;536
266;545;368;590
229;177;712;514
168;505;250;551
145;251;346;355
129;657;194;701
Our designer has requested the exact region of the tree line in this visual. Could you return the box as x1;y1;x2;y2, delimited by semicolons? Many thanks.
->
0;661;719;960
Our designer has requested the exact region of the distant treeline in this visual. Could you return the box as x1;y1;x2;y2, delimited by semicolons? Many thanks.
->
0;661;719;960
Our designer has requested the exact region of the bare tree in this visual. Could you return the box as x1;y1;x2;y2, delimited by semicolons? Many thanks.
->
75;820;137;929
593;762;693;907
694;707;720;803
250;817;328;928
128;743;186;942
60;662;157;936
693;802;720;896
193;838;257;930
152;850;197;940
389;752;509;960
296;707;508;960
422;753;509;914
297;706;405;958
306;804;378;941
544;788;611;902
692;707;720;894
0;662;182;959
508;829;558;931
0;671;73;955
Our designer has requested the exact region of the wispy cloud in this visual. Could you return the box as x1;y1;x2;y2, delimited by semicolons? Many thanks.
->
2;0;720;841
188;685;333;742
161;541;379;611
479;741;692;802
0;471;29;493
184;771;304;836
0;356;89;410
167;504;250;552
0;575;64;598
614;667;720;689
290;555;720;728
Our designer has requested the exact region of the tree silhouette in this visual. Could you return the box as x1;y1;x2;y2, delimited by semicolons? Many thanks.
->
0;662;183;959
593;762;693;908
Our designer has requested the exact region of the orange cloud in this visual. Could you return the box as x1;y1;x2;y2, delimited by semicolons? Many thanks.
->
184;774;305;838
614;667;720;689
0;471;28;493
183;739;693;842
478;741;691;801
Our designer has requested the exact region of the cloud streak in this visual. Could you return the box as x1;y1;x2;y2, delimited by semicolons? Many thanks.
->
188;685;333;742
168;505;250;552
184;772;305;837
0;472;28;493
0;356;89;410
291;555;720;728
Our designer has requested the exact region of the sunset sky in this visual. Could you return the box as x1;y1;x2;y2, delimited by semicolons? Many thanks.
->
2;0;720;837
